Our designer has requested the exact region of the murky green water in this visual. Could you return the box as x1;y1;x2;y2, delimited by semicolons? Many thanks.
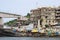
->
0;37;60;40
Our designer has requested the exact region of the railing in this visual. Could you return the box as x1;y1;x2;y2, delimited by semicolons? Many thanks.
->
55;17;60;19
56;14;60;16
45;11;55;13
56;11;60;13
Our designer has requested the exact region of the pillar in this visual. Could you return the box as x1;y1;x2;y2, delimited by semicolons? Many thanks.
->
42;16;46;28
37;19;41;30
17;17;21;28
0;17;3;28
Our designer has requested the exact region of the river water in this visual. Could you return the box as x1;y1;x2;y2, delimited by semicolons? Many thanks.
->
0;37;60;40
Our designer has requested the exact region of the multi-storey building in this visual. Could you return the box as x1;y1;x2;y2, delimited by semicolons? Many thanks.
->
55;7;60;24
30;8;41;28
30;6;60;28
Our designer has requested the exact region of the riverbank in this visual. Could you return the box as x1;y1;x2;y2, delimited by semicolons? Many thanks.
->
0;28;60;37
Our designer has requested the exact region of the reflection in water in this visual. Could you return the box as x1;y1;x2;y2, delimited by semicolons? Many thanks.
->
0;37;60;40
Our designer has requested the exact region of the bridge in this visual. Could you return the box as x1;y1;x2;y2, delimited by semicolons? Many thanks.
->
0;12;21;28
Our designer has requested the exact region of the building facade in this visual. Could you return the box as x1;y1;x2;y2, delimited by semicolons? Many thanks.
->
30;6;60;28
55;7;60;24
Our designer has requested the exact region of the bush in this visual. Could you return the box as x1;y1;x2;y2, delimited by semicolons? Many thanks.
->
45;24;49;28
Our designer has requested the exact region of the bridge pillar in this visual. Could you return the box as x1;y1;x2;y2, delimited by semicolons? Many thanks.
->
0;17;3;28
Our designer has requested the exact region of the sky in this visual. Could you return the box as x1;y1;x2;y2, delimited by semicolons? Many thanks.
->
0;0;60;23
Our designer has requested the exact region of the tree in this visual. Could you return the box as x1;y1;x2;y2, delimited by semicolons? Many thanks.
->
4;19;17;26
25;13;30;18
45;24;49;28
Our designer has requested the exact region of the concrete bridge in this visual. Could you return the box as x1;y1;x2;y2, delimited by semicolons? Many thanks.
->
0;12;21;27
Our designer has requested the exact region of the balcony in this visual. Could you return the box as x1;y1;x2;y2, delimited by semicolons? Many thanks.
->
56;11;60;13
45;11;55;13
55;17;60;19
56;14;60;16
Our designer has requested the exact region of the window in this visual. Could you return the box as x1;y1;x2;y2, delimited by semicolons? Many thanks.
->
49;20;50;22
45;16;48;18
18;17;20;19
58;9;60;11
53;20;54;23
46;20;47;23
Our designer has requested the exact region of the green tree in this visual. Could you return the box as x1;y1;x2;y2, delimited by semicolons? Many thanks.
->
45;24;49;28
4;19;17;26
25;13;30;18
